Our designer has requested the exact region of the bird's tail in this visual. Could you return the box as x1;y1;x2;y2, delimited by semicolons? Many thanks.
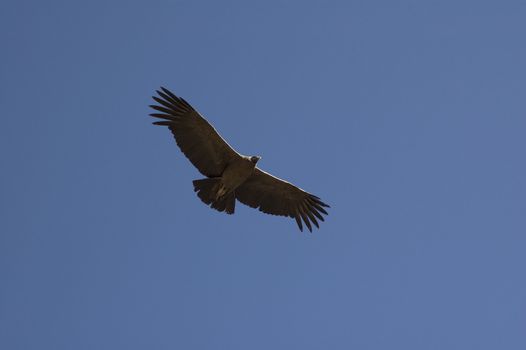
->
192;178;235;214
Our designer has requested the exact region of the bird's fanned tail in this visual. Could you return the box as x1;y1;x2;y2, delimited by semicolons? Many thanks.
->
193;178;235;214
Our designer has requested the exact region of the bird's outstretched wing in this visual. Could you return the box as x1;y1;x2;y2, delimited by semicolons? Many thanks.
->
235;168;330;232
150;87;241;177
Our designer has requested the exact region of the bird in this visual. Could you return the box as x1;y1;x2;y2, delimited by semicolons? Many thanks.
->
149;87;330;232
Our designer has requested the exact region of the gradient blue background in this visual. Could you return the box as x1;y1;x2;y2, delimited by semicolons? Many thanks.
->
1;1;525;349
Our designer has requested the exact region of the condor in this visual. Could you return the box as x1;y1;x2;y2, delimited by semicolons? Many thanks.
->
150;87;329;232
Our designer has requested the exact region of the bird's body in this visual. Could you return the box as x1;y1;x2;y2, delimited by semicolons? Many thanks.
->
192;156;258;215
220;156;259;194
150;87;329;232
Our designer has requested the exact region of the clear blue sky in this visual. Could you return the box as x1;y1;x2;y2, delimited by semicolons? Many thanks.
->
1;1;525;349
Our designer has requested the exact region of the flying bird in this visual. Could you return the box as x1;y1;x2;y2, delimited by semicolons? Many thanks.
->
149;87;330;232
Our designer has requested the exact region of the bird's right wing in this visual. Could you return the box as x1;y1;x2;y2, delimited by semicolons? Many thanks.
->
150;87;241;177
235;168;330;232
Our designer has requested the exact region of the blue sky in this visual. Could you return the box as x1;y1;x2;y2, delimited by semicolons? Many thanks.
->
1;0;525;349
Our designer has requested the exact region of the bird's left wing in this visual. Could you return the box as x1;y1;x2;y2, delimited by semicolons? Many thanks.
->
235;168;330;232
150;87;241;177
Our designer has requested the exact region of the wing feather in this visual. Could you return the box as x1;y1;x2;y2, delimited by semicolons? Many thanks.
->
307;197;329;215
302;202;319;228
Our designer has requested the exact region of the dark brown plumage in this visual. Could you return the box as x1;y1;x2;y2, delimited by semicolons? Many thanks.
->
149;87;330;232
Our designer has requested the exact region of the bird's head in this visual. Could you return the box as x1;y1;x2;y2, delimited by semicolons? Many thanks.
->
249;155;262;164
